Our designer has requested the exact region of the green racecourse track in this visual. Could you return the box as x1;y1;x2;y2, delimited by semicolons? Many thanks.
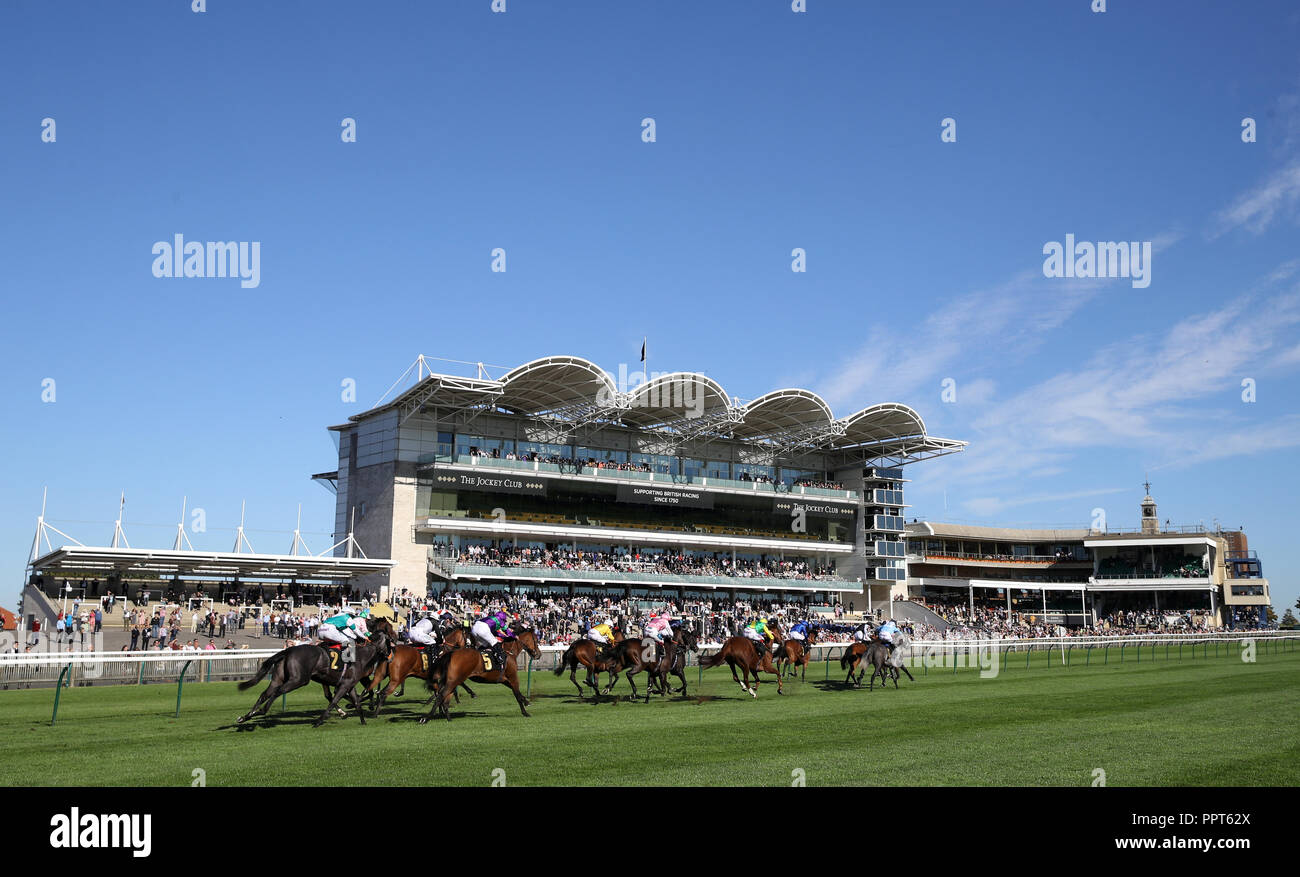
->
3;645;1297;787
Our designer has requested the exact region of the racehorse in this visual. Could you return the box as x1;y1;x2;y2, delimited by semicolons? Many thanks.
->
364;637;476;716
776;626;819;681
551;626;626;699
319;616;395;712
839;640;873;687
235;626;394;726
866;632;914;690
697;632;785;697
647;625;700;697
840;633;915;689
419;628;542;722
603;625;695;700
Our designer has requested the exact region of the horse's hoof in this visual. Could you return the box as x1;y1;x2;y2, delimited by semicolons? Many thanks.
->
418;717;429;725
235;715;245;724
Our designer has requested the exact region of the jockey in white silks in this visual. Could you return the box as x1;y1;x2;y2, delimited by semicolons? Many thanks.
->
408;614;438;647
319;607;367;663
644;613;673;659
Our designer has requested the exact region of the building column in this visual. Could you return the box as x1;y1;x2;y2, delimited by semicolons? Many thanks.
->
968;584;974;616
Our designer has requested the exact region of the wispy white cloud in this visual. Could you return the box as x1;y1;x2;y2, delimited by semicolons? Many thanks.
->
1210;161;1300;238
817;270;1104;409
947;276;1300;488
962;485;1130;518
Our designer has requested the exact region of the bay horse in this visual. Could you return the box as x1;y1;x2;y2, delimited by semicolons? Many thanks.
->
697;634;784;697
776;626;819;680
839;640;873;687
419;629;541;722
643;625;701;700
364;622;477;715
235;628;393;726
551;627;625;699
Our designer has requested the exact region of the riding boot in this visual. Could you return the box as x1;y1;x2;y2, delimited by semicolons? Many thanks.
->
343;642;356;664
492;644;507;673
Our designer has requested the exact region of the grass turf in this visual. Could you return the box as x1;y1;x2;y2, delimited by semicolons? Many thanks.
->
2;644;1297;786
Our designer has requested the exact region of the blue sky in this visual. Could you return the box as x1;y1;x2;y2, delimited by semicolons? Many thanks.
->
2;1;1297;615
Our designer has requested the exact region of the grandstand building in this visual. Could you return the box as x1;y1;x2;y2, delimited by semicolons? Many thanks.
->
901;488;1272;630
316;355;965;607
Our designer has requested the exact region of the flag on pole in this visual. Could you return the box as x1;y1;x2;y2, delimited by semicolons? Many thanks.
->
640;338;646;362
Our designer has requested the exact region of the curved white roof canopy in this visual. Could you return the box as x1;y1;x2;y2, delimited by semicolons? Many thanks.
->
620;372;732;429
496;355;618;416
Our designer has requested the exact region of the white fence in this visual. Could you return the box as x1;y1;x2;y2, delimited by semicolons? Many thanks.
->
2;631;1296;688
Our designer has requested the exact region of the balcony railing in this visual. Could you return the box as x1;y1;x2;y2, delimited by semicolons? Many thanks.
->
436;454;859;500
445;562;857;591
914;551;1089;564
1093;571;1210;581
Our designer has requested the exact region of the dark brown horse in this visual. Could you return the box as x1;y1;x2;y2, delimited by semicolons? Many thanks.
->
776;626;818;680
319;615;395;714
551;627;626;698
698;635;784;697
236;628;394;726
646;625;700;697
419;629;542;722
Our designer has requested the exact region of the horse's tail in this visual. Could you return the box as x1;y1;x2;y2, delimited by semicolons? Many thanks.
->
698;645;729;670
839;647;855;669
238;650;288;690
424;650;447;692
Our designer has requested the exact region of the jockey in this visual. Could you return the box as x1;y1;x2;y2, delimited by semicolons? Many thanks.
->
853;622;870;643
742;617;772;661
408;613;438;648
470;609;513;672
586;618;615;646
788;619;810;646
878;618;900;651
319;606;368;663
644;613;673;659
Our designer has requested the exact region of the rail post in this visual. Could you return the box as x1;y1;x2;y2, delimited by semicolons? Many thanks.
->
51;663;73;725
1135;642;1140;664
1026;645;1031;669
526;656;532;698
1104;645;1109;665
1047;645;1052;668
1085;645;1091;666
175;660;193;718
137;662;144;685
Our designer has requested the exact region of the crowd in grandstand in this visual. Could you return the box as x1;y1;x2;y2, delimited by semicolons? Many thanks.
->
456;545;836;580
906;597;1229;639
466;446;846;489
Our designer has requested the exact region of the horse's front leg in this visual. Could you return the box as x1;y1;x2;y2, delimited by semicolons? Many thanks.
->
315;674;353;726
